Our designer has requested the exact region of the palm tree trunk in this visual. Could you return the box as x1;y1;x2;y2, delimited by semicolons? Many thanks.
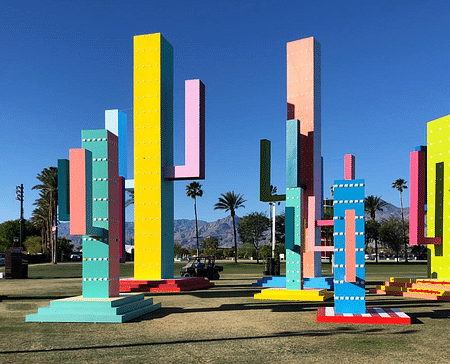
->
194;197;199;257
400;192;407;263
232;214;238;263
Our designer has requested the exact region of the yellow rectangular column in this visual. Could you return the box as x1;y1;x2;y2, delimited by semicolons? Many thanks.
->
133;33;174;279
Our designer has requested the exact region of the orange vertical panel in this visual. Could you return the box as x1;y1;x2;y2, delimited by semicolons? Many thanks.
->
69;149;88;236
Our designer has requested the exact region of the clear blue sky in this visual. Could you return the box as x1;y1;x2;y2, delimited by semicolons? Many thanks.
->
1;0;449;223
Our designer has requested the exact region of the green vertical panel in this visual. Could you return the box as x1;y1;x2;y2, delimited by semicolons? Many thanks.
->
58;159;70;221
160;35;175;279
286;187;302;290
285;207;295;250
260;139;271;201
435;162;444;257
286;119;300;188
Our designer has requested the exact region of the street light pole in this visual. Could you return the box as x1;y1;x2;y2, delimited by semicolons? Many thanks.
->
15;184;24;246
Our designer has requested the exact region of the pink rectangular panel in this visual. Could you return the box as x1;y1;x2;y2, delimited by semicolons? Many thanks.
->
287;37;322;279
409;150;423;246
317;220;334;227
409;150;442;246
164;79;205;180
345;209;356;283
69;149;88;236
344;154;355;180
107;131;120;297
307;196;316;251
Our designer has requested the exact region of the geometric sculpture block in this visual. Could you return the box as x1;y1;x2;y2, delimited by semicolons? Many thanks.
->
105;109;127;178
80;130;121;298
132;33;206;281
133;33;175;280
333;176;366;314
57;158;70;222
426;115;450;278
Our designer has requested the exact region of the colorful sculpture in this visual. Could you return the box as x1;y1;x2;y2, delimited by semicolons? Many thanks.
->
119;33;210;292
378;114;450;300
255;37;333;301
26;130;160;322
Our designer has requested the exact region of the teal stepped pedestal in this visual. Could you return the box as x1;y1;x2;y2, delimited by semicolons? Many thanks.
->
26;294;160;323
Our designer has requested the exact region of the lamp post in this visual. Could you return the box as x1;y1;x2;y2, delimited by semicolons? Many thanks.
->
15;184;24;246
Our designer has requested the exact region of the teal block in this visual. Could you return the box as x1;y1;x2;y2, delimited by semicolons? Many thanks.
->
26;294;161;323
58;159;70;221
160;34;175;279
286;187;302;290
286;119;301;188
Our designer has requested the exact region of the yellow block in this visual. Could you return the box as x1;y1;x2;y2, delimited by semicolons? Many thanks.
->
133;33;166;280
427;115;450;279
389;277;418;283
254;288;333;301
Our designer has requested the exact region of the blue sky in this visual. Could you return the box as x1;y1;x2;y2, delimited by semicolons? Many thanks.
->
1;0;449;223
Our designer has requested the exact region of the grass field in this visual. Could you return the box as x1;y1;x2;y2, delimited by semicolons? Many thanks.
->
1;260;449;363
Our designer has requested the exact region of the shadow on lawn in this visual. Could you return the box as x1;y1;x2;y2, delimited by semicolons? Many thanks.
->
144;300;322;320
0;325;419;355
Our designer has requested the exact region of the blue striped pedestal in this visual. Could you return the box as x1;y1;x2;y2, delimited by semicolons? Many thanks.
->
25;294;161;323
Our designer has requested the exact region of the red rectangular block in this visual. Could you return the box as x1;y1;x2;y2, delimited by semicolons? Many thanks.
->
317;307;411;325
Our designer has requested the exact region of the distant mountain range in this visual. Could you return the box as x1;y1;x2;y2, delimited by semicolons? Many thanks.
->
58;201;407;249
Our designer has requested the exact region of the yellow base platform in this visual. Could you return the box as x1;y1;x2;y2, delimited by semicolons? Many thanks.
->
254;288;333;301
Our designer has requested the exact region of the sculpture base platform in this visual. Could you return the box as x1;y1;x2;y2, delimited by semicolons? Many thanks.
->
254;288;333;301
120;277;214;293
375;277;450;301
252;276;334;290
252;276;286;287
317;307;411;325
25;293;161;323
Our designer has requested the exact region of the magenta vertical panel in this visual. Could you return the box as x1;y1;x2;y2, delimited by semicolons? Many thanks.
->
164;79;205;180
410;150;423;246
107;131;120;297
119;176;126;263
344;154;355;180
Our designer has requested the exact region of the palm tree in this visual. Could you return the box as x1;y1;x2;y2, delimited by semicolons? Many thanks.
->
186;182;203;257
31;202;50;254
214;191;246;263
364;195;387;263
32;167;58;264
392;179;408;263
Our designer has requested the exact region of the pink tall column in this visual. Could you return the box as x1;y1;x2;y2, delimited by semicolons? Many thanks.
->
287;37;322;278
345;154;355;180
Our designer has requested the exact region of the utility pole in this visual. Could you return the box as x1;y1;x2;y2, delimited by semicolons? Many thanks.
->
15;184;24;246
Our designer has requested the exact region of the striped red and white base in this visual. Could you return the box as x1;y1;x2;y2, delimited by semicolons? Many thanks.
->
317;307;411;325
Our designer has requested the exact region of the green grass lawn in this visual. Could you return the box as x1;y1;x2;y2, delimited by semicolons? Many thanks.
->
1;260;448;364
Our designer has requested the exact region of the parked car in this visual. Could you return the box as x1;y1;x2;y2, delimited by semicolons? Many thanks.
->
70;253;82;261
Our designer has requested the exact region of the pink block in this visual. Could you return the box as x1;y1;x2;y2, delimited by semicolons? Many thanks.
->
307;196;316;252
409;150;423;246
287;38;322;279
317;220;334;227
313;246;334;252
344;154;355;180
409;150;442;246
107;131;120;297
345;209;356;283
164;79;205;180
69;149;88;236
